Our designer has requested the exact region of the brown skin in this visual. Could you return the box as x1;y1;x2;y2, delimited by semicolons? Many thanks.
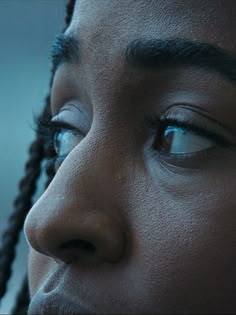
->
24;1;236;314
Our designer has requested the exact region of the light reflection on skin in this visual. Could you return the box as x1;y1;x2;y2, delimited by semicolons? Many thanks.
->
24;1;236;314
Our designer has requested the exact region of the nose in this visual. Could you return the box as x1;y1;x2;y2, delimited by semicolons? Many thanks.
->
24;141;127;265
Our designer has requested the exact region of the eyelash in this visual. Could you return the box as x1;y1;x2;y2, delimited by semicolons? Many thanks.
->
35;113;232;164
35;116;65;164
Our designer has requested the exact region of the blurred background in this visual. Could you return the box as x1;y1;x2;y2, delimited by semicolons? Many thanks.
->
0;0;67;313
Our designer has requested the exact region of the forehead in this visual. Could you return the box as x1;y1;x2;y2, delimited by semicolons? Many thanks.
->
57;0;236;111
71;0;236;52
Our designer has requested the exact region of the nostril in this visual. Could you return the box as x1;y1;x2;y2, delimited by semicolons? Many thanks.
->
57;239;97;263
59;239;96;253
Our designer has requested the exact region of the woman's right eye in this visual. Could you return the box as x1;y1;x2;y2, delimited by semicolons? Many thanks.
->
54;128;84;159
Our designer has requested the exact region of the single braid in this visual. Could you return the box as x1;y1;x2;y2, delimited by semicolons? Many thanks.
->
65;0;76;26
42;95;56;189
0;133;44;302
9;0;76;313
45;159;56;189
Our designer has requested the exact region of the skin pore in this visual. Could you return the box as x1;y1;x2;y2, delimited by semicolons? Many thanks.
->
24;1;236;314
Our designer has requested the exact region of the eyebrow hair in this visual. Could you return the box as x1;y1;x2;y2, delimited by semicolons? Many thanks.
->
50;34;236;83
50;33;79;71
125;38;236;82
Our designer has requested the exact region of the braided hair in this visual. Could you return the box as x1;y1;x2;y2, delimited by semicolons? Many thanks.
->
0;1;76;314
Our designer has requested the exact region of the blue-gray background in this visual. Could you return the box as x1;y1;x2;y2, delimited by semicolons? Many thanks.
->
0;1;67;313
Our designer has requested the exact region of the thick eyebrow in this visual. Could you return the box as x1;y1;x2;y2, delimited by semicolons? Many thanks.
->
125;38;236;82
50;33;79;72
50;35;236;83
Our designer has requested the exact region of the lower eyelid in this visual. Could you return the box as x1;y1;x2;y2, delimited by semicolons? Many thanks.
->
159;146;217;159
154;146;220;171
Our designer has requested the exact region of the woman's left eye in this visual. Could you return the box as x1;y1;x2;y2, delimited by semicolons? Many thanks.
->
54;129;84;159
156;125;215;155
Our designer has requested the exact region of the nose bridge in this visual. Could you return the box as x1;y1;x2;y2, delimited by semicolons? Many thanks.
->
24;132;127;264
57;127;126;203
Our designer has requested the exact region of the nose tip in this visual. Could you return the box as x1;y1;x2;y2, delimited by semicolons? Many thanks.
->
24;132;128;266
24;205;126;265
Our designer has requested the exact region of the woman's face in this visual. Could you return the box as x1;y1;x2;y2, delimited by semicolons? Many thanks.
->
24;1;236;314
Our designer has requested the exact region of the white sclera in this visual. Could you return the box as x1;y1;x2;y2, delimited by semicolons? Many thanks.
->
164;127;214;154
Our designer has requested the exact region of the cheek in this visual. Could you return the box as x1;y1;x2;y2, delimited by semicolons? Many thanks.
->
28;248;57;298
129;168;236;287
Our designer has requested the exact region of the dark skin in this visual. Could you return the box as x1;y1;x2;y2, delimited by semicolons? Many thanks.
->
24;1;236;314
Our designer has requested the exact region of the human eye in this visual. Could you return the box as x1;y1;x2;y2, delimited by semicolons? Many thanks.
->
53;126;84;160
35;115;84;166
147;114;232;162
155;120;218;155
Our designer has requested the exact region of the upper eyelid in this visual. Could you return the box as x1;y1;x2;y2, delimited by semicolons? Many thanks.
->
62;103;90;124
158;103;235;140
50;102;90;133
51;119;75;130
50;119;86;136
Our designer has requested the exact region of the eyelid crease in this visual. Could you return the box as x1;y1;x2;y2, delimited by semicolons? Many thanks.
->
161;103;235;137
174;104;235;136
58;103;90;124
